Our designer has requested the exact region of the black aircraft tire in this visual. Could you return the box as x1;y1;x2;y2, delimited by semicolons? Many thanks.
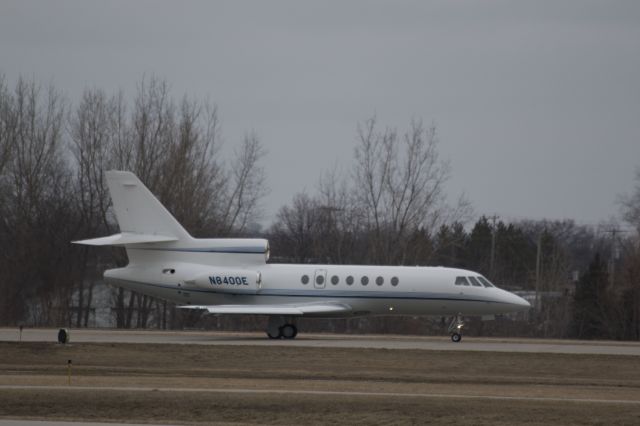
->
58;328;70;344
451;333;462;343
267;329;281;339
281;324;297;339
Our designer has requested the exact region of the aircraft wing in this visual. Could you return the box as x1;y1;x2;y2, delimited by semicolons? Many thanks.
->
178;302;352;316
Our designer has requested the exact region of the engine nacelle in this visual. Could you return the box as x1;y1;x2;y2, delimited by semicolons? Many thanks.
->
185;268;262;294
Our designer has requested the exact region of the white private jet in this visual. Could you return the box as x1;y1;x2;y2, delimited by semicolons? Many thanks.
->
75;171;530;342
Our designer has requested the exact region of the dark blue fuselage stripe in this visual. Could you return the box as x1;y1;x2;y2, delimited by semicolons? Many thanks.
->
109;278;508;305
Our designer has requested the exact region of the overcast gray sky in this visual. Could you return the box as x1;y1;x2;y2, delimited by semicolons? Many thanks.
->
1;0;639;227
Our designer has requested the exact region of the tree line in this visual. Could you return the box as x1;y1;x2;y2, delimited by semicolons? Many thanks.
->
0;75;266;328
1;73;640;339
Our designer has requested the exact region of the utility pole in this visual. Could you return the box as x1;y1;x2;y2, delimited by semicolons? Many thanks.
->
535;233;542;313
602;227;626;287
489;215;498;275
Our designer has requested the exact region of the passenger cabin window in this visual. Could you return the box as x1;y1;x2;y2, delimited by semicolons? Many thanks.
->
331;275;339;285
301;275;309;285
376;276;384;286
477;276;495;288
346;275;354;285
391;276;399;286
316;275;325;285
361;276;369;286
468;277;482;287
455;276;470;286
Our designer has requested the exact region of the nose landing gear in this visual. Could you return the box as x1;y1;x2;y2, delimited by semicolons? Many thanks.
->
448;314;464;343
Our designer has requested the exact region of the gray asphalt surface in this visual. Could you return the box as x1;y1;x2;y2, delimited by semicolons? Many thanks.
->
1;385;638;405
2;328;639;355
0;421;169;426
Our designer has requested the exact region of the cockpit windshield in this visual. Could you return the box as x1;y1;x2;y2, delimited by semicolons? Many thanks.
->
477;276;495;288
454;276;470;286
468;277;482;287
454;275;496;288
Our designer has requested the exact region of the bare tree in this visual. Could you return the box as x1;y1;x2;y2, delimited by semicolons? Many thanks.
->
618;169;640;338
270;116;463;267
620;243;640;339
130;76;175;186
64;76;267;328
69;88;124;327
70;88;114;227
0;77;73;326
0;73;267;329
270;192;321;263
157;97;225;235
0;74;11;175
219;133;267;235
107;90;132;173
620;167;640;235
354;116;394;242
315;168;364;264
354;117;452;264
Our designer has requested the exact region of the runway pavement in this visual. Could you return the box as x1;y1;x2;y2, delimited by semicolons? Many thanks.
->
2;384;639;405
0;422;167;426
2;328;640;355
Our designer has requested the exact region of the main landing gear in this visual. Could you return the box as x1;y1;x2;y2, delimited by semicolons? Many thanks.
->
448;314;464;343
266;316;298;339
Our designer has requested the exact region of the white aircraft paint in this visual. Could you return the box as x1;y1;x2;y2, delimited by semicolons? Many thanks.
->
75;171;530;341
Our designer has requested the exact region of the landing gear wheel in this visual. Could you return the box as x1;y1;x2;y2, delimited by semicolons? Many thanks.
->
447;314;465;343
280;324;298;339
265;316;298;340
267;329;281;339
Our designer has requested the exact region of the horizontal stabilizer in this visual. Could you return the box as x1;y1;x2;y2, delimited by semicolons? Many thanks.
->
73;232;178;246
179;303;352;316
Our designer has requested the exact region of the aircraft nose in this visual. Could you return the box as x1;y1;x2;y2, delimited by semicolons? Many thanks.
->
496;289;531;312
509;292;531;311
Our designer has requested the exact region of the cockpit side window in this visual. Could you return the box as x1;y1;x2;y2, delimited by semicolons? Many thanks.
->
468;277;482;287
455;276;470;286
477;276;495;288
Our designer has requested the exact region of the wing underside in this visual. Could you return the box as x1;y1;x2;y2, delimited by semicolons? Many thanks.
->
178;302;352;316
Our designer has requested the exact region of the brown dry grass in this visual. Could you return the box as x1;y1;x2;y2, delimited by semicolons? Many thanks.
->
1;342;640;425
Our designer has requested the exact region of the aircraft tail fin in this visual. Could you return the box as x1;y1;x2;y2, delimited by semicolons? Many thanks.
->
73;170;192;246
